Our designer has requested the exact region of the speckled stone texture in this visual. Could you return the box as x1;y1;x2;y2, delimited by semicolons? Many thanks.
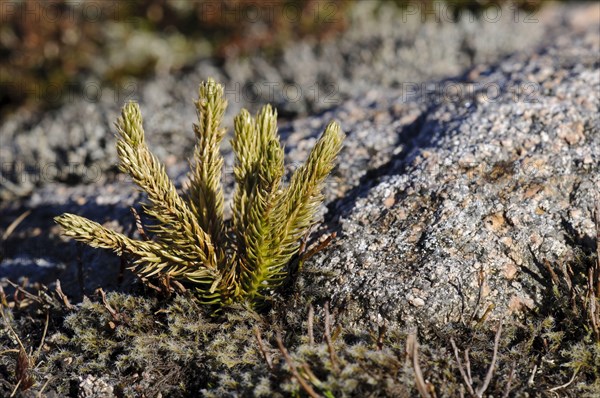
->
300;5;599;329
1;4;598;332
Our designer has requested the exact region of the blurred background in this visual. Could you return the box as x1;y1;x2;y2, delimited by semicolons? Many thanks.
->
0;0;545;121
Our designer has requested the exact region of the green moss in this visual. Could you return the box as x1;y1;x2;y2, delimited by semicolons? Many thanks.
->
3;208;599;397
1;276;598;397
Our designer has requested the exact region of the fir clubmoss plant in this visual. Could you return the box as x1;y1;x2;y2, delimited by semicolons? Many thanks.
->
55;78;344;307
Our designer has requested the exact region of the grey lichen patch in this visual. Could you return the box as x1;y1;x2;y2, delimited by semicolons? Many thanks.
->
39;292;266;396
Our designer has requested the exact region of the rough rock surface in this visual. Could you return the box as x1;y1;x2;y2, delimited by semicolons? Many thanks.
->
307;21;599;329
1;3;599;335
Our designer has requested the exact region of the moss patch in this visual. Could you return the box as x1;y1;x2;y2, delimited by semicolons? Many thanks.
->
1;215;598;397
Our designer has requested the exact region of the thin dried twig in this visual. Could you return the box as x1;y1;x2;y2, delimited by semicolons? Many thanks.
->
543;258;561;286
0;316;31;390
0;304;26;353
528;364;538;386
254;326;272;370
475;304;495;327
502;363;516;398
589;264;599;342
96;288;122;324
464;349;473;385
300;363;325;389
1;285;54;395
298;225;314;259
451;322;503;398
476;323;503;397
160;275;174;296
300;363;316;378
55;280;73;310
2;210;31;241
276;332;320;398
171;279;187;293
0;285;7;307
323;302;339;372
140;277;163;293
35;311;49;357
407;333;431;398
301;232;337;261
4;280;40;305
130;207;150;241
9;379;21;398
36;377;52;397
450;338;476;397
548;368;579;392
